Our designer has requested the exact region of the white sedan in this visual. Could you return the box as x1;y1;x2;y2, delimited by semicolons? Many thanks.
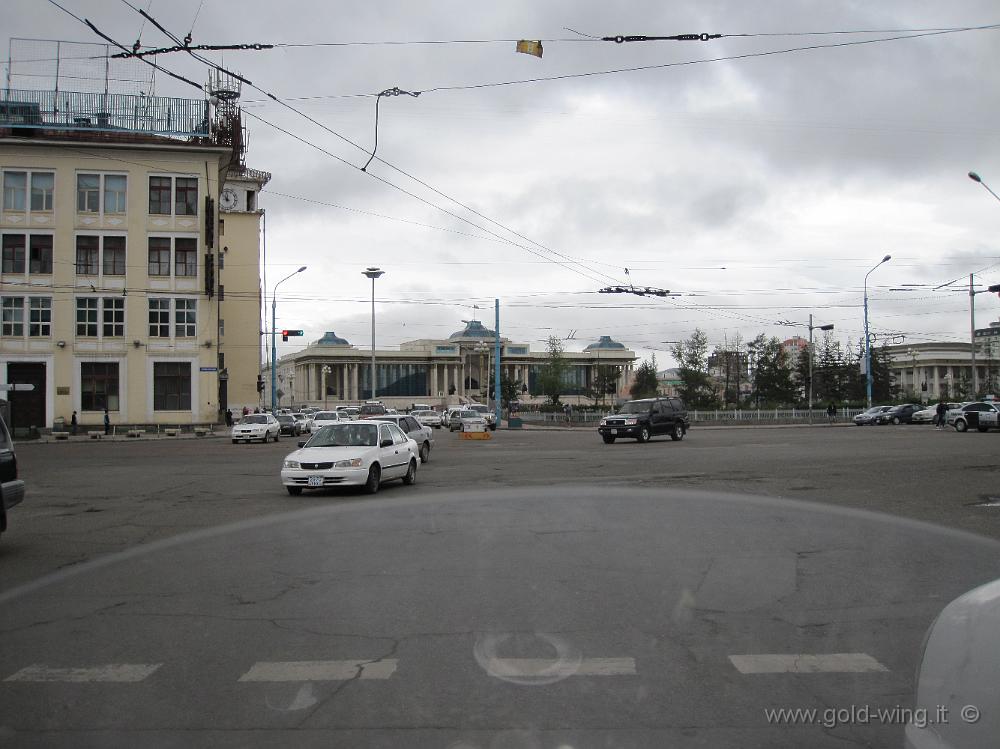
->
281;421;419;495
311;410;347;430
449;409;489;432
412;410;442;429
232;414;280;443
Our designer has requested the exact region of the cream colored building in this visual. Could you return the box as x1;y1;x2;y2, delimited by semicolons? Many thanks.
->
267;323;637;410
218;166;270;414
0;90;265;432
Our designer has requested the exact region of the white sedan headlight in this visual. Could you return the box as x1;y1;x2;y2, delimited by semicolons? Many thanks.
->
283;460;300;469
334;458;363;468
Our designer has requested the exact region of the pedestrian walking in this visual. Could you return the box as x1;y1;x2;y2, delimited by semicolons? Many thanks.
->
826;402;836;424
71;410;78;435
935;399;948;430
242;405;249;417
225;409;233;427
103;407;111;436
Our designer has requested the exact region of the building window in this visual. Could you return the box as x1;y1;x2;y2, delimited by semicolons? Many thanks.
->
149;176;173;214
104;175;127;213
2;171;26;211
77;174;101;213
174;298;197;337
174;238;197;276
30;173;54;211
102;297;125;337
154;361;192;411
81;362;119;411
148;298;171;337
103;236;126;275
76;297;99;337
28;297;51;337
1;297;24;336
2;234;25;273
148;237;171;276
29;235;53;274
76;235;100;275
174;177;198;215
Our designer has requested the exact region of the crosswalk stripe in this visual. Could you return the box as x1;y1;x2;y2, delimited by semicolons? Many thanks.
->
728;653;889;674
238;659;398;682
4;663;162;683
486;657;636;678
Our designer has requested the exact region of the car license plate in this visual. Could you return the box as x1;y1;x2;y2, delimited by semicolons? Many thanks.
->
611;429;618;435
307;476;324;487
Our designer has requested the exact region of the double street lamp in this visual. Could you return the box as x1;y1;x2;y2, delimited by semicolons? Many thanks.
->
270;266;307;413
864;254;892;408
362;267;385;400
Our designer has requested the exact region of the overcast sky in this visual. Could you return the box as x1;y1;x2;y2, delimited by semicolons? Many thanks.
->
6;1;1000;365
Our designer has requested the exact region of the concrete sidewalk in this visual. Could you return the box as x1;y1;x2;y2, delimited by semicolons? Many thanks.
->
17;431;225;445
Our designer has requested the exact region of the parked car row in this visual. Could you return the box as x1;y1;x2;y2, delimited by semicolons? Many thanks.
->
853;401;1000;432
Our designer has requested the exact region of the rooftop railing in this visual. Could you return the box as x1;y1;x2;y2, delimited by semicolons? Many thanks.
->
0;89;209;137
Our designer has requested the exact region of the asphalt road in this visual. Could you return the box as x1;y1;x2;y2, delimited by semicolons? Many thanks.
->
2;424;1000;748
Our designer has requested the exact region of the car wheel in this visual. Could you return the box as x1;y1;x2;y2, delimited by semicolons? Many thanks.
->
286;486;303;496
955;419;968;433
364;464;381;495
403;459;417;485
977;425;989;432
602;434;615;444
670;424;684;441
419;442;430;464
231;439;238;444
892;417;900;425
637;426;651;443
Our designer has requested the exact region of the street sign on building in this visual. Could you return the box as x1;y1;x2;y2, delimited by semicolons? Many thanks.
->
0;384;35;391
974;328;1000;339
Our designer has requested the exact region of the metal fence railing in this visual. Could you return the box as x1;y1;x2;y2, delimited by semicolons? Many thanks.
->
0;89;210;137
515;408;866;424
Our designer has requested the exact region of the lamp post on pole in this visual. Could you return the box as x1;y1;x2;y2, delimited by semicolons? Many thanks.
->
270;266;306;413
967;172;1000;397
322;365;331;410
362;267;384;400
864;254;892;408
807;314;835;420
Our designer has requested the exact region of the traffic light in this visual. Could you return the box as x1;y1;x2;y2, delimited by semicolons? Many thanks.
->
257;375;264;393
281;329;304;342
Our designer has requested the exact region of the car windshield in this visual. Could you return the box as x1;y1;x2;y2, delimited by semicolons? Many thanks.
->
459;411;479;418
307;423;378;447
277;416;294;424
240;415;267;424
619;401;653;414
313;412;339;420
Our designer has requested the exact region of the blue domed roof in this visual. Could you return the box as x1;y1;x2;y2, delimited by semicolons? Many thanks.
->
584;335;626;351
317;331;350;346
448;320;496;340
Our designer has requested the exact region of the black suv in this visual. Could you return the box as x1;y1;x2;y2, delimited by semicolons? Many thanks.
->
0;416;25;542
598;397;690;444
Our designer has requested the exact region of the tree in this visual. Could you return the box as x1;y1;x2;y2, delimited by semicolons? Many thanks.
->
629;357;659;399
495;375;520;408
750;335;798;406
592;364;621;406
537;336;569;405
671;329;718;408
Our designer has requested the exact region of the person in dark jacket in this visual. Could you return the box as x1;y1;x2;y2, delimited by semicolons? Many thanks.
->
935;400;948;430
103;407;111;436
71;411;78;435
225;409;233;427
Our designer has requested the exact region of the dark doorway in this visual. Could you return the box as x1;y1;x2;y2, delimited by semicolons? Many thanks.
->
7;361;46;436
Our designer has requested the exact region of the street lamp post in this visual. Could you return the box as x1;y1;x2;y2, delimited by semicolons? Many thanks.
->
322;365;331;410
864;254;892;408
270;266;307;413
362;267;384;400
807;314;835;420
967;172;1000;397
